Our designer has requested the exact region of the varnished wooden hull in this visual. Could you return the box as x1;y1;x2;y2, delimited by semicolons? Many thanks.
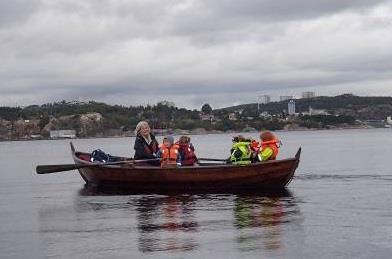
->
71;144;301;192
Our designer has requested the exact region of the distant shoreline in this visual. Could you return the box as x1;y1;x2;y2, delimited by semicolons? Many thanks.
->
1;126;388;142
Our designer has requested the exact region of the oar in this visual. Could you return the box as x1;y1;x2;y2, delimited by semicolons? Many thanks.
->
197;157;228;162
36;158;160;174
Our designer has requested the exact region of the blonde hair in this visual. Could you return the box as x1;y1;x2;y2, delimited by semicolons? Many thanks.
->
134;121;150;135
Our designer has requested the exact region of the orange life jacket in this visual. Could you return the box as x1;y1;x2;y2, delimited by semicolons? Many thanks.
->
260;139;280;160
160;144;179;167
250;140;260;152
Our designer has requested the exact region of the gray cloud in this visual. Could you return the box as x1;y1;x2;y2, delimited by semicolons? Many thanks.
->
0;0;42;27
205;0;389;20
1;0;392;109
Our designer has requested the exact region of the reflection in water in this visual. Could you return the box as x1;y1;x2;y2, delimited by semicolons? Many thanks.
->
233;189;300;252
73;188;200;254
74;186;300;254
132;195;199;253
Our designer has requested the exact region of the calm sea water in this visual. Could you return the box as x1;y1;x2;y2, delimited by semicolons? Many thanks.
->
0;129;391;258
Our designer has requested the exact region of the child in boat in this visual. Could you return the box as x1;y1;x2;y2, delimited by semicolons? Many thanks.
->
157;135;181;167
249;138;260;163
176;136;198;166
229;135;252;165
257;131;281;161
158;136;168;150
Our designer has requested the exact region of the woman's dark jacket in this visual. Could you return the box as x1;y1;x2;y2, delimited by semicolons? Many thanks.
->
133;133;159;160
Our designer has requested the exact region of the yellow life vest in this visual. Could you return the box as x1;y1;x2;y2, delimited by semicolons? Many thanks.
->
230;141;252;165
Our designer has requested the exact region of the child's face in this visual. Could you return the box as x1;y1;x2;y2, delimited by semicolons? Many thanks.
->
163;139;172;148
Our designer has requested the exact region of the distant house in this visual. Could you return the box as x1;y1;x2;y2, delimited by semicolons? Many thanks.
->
309;106;329;115
228;113;237;121
200;114;214;121
301;106;329;116
50;130;76;139
311;109;329;116
259;111;272;118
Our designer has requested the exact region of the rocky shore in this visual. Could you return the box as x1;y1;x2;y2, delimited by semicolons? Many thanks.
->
0;115;378;142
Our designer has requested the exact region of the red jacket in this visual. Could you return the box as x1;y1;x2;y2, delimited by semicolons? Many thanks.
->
177;143;198;166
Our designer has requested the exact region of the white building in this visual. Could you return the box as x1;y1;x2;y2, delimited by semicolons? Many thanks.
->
228;113;237;121
302;91;316;99
257;95;271;115
259;111;271;118
258;95;271;104
302;106;329;115
200;114;214;121
50;130;76;139
288;100;296;115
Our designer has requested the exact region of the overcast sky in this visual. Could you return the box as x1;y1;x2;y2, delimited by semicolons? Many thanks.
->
1;0;392;109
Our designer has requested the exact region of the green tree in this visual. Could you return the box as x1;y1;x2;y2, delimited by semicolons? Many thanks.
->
201;103;213;114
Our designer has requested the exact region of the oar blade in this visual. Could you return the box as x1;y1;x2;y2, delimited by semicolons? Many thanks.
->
36;164;80;174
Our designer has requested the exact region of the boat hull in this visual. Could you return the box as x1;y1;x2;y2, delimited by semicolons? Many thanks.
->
71;144;301;192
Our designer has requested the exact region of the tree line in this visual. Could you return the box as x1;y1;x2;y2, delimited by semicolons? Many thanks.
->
1;94;391;138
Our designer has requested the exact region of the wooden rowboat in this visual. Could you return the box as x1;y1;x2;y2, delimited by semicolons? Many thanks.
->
70;143;301;192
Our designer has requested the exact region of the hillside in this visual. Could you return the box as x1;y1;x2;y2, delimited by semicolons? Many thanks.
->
0;95;391;140
215;94;392;120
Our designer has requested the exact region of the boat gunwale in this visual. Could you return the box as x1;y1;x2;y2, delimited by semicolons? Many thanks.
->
72;150;300;172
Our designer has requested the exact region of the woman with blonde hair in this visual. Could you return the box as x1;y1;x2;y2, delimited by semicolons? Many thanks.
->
133;121;159;164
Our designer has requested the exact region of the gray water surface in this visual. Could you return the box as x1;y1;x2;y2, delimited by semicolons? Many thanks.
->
0;129;391;258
